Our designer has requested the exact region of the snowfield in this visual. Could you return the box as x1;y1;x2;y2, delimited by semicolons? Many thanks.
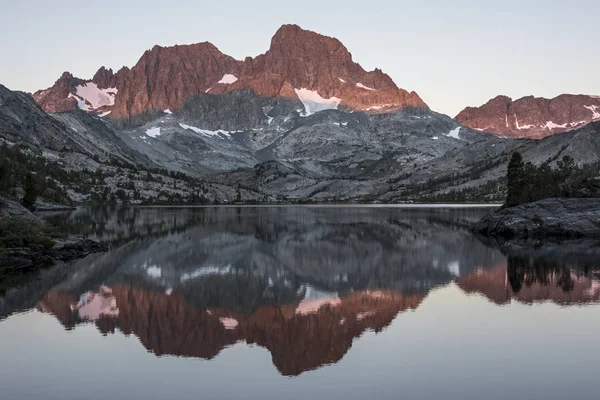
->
294;88;341;116
218;74;238;85
70;83;118;111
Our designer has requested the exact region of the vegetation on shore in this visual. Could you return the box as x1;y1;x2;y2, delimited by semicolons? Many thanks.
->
0;217;58;253
505;152;600;207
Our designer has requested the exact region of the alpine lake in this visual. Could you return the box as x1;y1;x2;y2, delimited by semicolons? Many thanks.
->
1;205;599;400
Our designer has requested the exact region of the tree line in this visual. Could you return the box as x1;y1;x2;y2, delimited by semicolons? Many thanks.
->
505;152;600;207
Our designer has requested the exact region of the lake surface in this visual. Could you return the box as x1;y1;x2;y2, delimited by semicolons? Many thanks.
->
1;206;599;400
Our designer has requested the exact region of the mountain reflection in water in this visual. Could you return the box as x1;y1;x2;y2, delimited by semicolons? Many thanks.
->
2;206;600;380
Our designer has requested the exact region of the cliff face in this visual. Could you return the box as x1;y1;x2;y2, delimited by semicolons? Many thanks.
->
33;24;426;119
455;94;600;139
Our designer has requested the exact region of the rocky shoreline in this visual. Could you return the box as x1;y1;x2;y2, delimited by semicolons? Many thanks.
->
472;198;600;239
1;197;108;269
0;237;108;269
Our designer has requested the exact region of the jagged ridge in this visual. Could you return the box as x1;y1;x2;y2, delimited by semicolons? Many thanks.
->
33;24;427;119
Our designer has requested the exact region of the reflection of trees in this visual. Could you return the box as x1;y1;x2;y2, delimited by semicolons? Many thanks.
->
508;256;583;293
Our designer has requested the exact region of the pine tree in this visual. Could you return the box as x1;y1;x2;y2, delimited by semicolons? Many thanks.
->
0;165;6;191
236;184;242;203
22;174;38;211
506;152;525;207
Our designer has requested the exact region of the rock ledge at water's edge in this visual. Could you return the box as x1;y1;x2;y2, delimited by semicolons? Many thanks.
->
0;238;108;269
1;197;108;269
472;198;600;239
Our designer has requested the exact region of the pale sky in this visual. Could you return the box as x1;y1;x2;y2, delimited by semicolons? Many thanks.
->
1;0;598;117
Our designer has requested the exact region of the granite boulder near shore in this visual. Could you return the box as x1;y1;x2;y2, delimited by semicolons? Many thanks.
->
472;198;600;239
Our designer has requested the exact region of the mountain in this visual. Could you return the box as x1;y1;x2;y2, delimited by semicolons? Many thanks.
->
33;25;427;121
4;24;600;205
455;94;600;139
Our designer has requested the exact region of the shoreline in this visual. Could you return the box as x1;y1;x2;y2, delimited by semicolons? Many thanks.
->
110;203;504;209
472;198;600;240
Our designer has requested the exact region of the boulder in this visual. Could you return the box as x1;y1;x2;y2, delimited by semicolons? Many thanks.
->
0;197;37;220
472;198;600;239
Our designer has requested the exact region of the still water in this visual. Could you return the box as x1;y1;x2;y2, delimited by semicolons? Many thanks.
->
1;206;599;400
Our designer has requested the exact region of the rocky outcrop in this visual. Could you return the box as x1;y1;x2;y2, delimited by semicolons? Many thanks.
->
32;72;84;113
1;197;107;268
110;42;240;119
455;94;600;138
33;24;427;119
177;89;269;132
0;197;37;221
0;237;108;269
472;198;600;239
0;84;83;151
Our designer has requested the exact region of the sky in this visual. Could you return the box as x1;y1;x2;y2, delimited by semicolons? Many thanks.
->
1;0;599;117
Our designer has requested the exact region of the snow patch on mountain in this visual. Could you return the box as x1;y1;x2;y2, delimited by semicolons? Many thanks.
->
338;78;347;83
68;94;89;111
74;83;117;110
366;104;397;111
294;88;341;116
584;105;600;119
146;127;162;138
446;127;461;139
515;114;535;130
179;123;231;139
356;83;375;91
98;111;111;117
164;109;172;115
544;121;568;130
218;74;238;85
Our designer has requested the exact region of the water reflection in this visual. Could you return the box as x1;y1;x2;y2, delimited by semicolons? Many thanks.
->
3;206;600;380
458;257;600;305
38;284;423;375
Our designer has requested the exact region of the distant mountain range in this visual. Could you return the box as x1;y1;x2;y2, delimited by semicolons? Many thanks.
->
456;94;600;139
1;24;599;205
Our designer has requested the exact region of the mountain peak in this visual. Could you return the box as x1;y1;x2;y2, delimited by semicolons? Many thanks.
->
33;26;427;118
270;24;342;47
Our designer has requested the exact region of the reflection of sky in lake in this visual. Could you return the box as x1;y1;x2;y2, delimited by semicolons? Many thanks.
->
2;282;600;400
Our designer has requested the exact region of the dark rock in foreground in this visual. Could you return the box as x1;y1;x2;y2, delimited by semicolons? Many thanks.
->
472;198;600;239
0;237;108;269
0;198;37;221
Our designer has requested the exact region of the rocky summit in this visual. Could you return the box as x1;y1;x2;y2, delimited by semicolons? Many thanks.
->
33;24;426;120
456;94;600;139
